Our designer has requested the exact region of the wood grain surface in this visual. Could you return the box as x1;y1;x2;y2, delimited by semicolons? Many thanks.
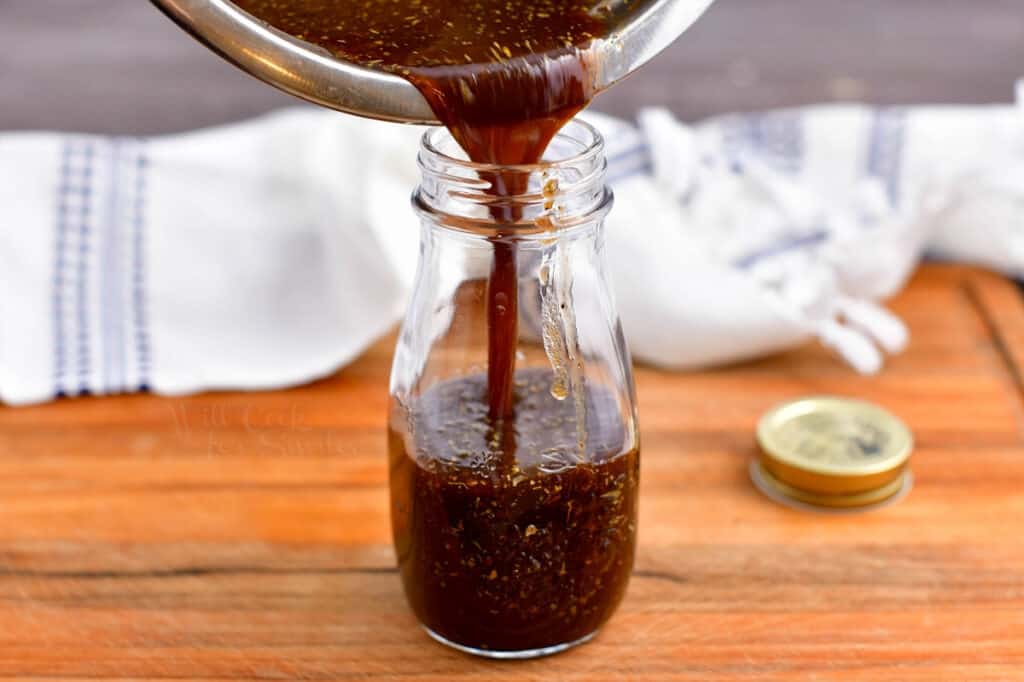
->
0;264;1022;680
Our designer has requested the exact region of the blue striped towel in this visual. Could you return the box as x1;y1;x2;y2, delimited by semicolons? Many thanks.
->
1;91;1023;405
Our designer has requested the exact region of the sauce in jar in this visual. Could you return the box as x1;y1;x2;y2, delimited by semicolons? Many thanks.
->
389;369;638;652
232;0;641;654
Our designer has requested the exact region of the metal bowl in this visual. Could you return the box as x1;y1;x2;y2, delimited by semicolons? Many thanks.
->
151;0;715;124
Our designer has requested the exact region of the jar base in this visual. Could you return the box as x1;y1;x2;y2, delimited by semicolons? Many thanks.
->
423;626;598;660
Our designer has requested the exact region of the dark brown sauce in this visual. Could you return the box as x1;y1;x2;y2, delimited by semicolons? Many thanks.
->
231;0;608;66
233;0;622;415
389;370;638;652
231;0;640;652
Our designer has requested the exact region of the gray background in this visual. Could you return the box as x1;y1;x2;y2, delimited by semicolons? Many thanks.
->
1;0;1023;134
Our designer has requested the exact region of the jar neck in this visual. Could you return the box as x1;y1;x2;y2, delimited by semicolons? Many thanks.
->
413;119;612;238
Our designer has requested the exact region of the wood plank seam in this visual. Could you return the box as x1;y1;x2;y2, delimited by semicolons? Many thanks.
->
0;566;398;580
961;276;1024;426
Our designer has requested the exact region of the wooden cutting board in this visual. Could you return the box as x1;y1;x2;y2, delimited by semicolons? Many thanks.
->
0;264;1022;680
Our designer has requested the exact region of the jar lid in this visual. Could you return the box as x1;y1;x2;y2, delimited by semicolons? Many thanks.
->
754;396;913;509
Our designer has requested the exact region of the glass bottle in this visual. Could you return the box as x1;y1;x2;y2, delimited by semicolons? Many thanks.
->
388;120;640;659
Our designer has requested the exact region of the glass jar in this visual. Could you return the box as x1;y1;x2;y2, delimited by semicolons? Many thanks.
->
387;120;640;659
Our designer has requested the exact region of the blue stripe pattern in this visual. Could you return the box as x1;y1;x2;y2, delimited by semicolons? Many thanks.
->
866;108;907;204
721;110;806;175
605;144;653;185
132;147;152;391
733;230;830;270
53;140;97;397
51;138;151;399
52;142;73;397
603;111;806;186
75;144;95;394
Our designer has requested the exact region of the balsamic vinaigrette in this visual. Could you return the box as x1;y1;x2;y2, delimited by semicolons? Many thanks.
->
233;0;641;652
389;371;638;653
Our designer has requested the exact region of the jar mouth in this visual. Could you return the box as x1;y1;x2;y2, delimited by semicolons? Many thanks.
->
419;118;605;174
414;118;610;236
412;190;613;238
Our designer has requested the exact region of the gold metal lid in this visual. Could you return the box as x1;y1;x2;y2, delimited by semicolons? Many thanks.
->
754;396;913;509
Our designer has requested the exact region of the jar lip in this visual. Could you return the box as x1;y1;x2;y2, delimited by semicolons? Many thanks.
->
419;118;605;173
412;186;613;238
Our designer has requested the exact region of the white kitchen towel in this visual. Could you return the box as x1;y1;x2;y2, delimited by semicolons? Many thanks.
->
1;88;1023;405
0;112;409;405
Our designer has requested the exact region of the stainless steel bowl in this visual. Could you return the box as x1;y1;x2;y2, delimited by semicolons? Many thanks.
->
151;0;715;124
